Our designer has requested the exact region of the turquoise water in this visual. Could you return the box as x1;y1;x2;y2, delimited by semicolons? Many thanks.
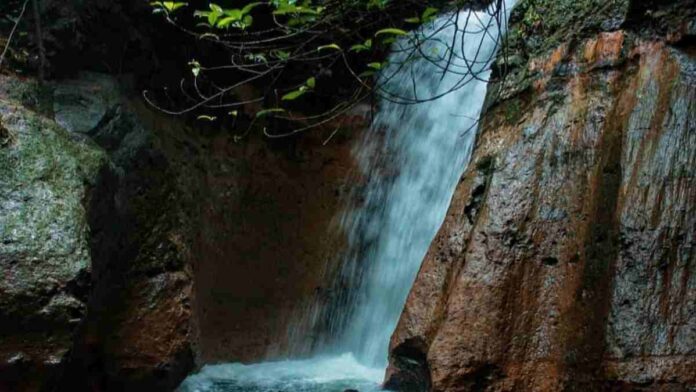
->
177;354;384;392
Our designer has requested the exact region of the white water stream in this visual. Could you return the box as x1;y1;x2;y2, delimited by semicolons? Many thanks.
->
179;2;513;391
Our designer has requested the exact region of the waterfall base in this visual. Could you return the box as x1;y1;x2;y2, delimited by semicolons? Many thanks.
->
177;354;385;392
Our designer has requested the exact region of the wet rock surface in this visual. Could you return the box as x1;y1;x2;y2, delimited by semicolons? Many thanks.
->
0;73;196;391
0;78;107;391
387;1;695;391
0;70;361;391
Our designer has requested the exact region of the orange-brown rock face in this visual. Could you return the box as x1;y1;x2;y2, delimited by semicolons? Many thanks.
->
386;3;695;391
191;125;359;363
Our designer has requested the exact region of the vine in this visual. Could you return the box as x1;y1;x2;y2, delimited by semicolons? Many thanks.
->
145;0;512;138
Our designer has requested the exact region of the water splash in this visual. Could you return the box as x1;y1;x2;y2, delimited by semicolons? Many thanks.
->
178;354;383;392
178;2;514;390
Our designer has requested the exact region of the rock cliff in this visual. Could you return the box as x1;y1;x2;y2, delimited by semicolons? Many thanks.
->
0;73;359;391
386;0;695;390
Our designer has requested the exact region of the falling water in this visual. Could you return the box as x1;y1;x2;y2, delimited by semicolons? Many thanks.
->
330;1;514;367
178;2;513;391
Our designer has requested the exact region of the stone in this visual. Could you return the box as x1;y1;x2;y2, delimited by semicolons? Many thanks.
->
0;85;107;391
386;1;696;390
53;72;121;134
0;67;364;390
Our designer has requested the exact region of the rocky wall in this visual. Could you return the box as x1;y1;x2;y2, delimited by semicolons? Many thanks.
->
386;1;695;390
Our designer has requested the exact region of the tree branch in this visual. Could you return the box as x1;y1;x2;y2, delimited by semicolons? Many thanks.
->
0;0;30;72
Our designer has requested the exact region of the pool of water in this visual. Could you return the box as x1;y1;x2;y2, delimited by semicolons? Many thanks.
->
177;354;385;392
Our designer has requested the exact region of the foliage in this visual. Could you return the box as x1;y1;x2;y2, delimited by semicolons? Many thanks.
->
146;0;511;138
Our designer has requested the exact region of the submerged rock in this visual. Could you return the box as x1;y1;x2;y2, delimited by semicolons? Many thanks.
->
387;1;695;391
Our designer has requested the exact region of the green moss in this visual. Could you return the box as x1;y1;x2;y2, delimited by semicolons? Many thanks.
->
504;0;630;63
0;101;107;285
488;0;628;110
3;78;55;116
503;99;523;125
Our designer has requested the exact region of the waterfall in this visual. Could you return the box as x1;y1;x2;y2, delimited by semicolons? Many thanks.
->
330;1;512;367
178;2;513;390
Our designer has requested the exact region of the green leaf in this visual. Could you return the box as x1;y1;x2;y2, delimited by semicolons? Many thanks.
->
375;28;408;37
208;11;220;26
282;86;308;101
163;1;187;12
282;90;306;101
349;39;372;53
305;77;316;88
404;16;420;24
217;15;240;28
242;15;253;27
229;110;238;117
272;50;290;61
222;9;243;20
256;108;286;118
367;62;383;70
189;60;201;77
349;44;366;52
241;2;261;15
273;5;319;15
197;115;217;121
422;7;439;22
317;43;341;52
203;4;222;25
217;9;253;29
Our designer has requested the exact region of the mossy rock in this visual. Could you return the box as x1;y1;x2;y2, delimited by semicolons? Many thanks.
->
0;96;107;370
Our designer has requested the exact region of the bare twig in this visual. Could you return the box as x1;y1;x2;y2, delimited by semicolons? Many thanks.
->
0;0;30;71
145;0;511;138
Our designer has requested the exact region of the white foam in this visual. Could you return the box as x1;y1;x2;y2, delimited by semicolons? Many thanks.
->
178;353;383;392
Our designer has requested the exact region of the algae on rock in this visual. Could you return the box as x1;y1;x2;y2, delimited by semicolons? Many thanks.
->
0;94;107;388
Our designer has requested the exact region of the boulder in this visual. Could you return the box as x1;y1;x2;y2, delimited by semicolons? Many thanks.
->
387;1;696;390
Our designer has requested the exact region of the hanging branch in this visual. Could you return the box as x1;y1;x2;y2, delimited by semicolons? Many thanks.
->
144;0;510;138
0;0;30;71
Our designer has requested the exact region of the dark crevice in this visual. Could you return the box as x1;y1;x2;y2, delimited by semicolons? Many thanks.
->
469;363;504;392
465;183;488;224
384;338;432;392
